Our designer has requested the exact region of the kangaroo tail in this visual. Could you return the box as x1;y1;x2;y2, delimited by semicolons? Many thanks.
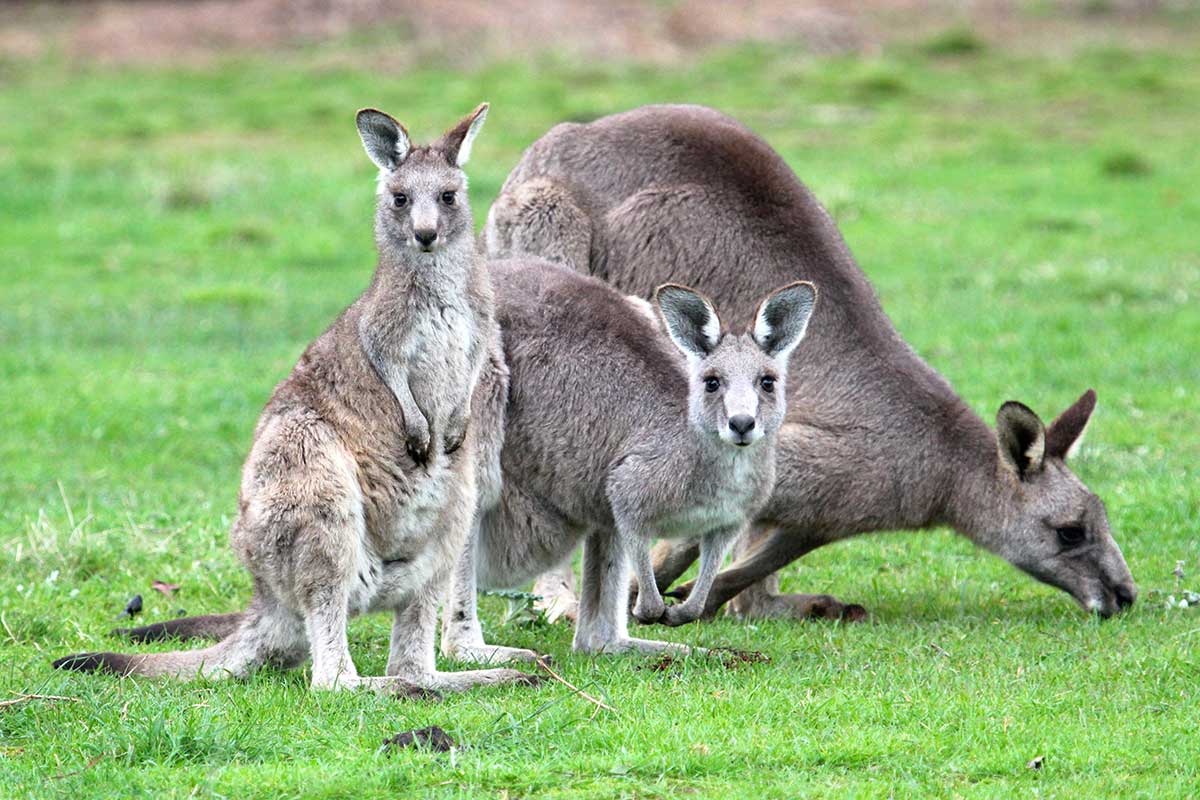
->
53;638;240;679
113;612;246;643
54;608;291;680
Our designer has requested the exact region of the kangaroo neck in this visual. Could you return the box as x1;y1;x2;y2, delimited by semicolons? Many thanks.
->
365;238;478;307
931;404;1013;550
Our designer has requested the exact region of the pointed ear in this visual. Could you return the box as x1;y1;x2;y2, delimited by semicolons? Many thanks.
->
752;281;817;359
439;102;489;167
356;108;410;171
655;283;722;359
997;401;1046;479
1046;388;1097;460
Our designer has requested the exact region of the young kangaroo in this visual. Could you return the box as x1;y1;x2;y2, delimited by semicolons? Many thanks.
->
486;103;1137;623
53;104;539;695
439;258;815;659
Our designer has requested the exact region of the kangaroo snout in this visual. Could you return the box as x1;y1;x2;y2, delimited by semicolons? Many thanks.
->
728;414;756;445
414;229;438;250
1114;582;1137;610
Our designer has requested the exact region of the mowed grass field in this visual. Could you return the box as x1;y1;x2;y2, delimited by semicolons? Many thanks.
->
2;25;1200;799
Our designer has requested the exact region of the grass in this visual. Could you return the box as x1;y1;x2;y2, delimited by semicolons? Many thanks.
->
2;26;1200;800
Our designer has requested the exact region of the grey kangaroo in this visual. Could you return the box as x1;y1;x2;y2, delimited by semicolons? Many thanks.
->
442;258;815;659
485;103;1137;622
53;104;539;695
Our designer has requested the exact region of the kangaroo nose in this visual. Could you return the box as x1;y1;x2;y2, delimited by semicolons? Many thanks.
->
728;415;755;437
414;229;437;248
1115;583;1137;610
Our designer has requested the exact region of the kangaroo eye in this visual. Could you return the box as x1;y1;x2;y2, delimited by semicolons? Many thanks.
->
760;376;776;393
1056;526;1086;547
393;193;408;208
441;191;456;206
704;377;720;393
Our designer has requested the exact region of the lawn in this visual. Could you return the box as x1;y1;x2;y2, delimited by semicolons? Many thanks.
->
2;23;1199;799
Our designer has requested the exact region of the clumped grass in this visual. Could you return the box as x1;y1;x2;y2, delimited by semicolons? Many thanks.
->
921;26;986;57
2;24;1199;800
1100;148;1154;177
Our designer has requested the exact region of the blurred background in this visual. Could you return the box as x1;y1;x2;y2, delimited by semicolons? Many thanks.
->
2;0;1197;65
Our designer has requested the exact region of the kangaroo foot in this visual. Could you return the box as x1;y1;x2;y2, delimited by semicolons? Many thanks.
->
443;642;544;665
728;591;868;622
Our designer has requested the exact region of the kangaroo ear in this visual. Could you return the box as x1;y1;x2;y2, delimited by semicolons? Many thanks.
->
356;108;410;171
997;401;1046;479
753;281;817;358
1046;388;1097;460
655;283;722;359
439;102;489;167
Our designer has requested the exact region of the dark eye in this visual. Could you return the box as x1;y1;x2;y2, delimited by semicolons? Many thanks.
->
441;191;456;206
1056;526;1086;547
760;376;776;393
393;193;408;208
704;377;720;393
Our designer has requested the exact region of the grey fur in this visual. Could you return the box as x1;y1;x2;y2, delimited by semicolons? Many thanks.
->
54;105;538;695
484;103;1136;622
440;259;814;660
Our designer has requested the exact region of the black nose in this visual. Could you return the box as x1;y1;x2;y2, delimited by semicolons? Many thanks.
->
1115;583;1137;610
728;415;755;436
414;229;437;248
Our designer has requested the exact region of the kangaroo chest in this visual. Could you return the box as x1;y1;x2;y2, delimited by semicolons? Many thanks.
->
644;451;769;539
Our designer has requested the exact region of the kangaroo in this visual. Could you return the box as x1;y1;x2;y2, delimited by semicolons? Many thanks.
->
53;104;539;695
436;258;815;660
484;103;1137;623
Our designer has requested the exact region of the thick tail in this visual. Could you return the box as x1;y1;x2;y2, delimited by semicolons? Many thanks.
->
54;608;296;680
53;637;242;679
113;612;245;643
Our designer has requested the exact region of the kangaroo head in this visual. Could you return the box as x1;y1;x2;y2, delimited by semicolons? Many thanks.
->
355;103;488;255
991;389;1136;617
656;281;816;448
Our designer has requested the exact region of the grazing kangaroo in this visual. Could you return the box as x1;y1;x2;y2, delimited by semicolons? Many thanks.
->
485;103;1137;623
439;258;815;660
53;104;539;695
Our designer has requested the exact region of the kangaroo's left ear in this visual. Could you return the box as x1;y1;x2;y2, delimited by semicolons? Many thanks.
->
439;102;489;167
655;283;722;359
356;108;410;171
1046;388;1097;460
753;281;817;358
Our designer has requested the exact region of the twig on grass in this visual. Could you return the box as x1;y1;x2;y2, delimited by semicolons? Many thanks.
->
0;693;81;710
535;657;617;714
50;754;104;780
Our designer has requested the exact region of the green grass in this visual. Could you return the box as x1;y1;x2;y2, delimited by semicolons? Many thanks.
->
3;29;1200;800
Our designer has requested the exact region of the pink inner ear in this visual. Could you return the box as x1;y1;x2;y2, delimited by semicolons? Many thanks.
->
1045;389;1096;459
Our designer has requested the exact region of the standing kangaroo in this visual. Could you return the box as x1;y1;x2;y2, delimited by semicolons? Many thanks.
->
440;258;815;659
53;104;539;695
485;103;1137;622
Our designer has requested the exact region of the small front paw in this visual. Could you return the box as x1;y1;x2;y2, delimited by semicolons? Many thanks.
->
443;413;468;455
443;428;466;455
631;599;666;625
660;603;701;627
406;433;430;465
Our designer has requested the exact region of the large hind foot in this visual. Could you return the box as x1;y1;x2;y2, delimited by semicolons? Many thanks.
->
727;587;867;622
533;567;579;625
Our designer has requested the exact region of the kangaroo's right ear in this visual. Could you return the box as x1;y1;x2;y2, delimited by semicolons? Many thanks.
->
753;281;817;358
439;102;489;167
356;108;411;171
996;401;1046;479
655;284;722;359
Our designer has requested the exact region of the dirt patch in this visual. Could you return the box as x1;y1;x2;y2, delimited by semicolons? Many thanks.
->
3;1;1195;67
381;725;456;753
640;647;770;673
